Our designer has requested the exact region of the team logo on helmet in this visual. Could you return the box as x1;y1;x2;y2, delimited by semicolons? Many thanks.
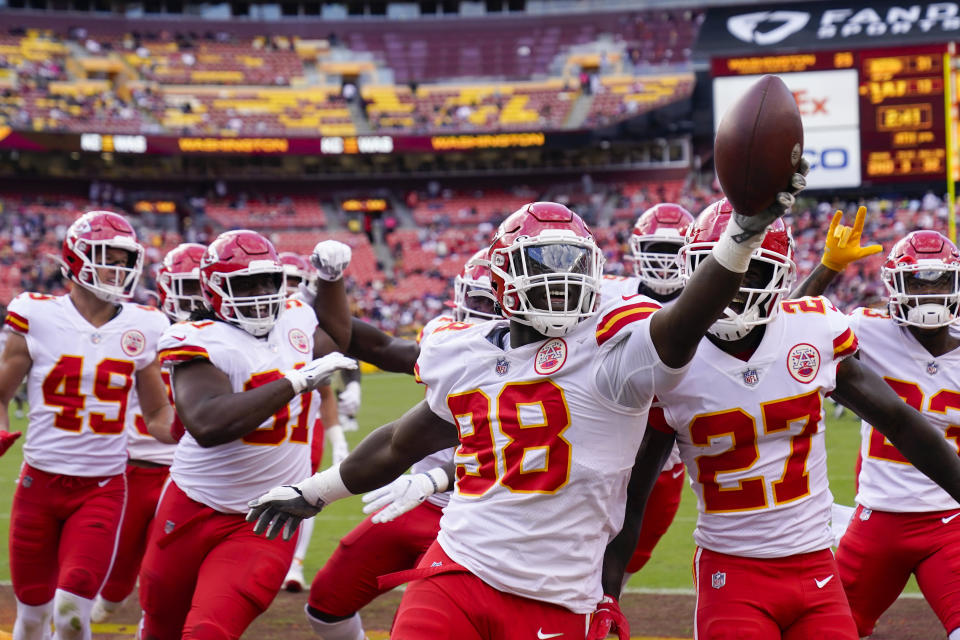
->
741;368;760;387
121;329;146;357
495;357;510;377
534;338;567;376
288;328;310;354
786;343;820;383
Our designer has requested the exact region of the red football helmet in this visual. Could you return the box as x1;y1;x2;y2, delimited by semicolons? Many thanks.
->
200;230;286;337
279;252;315;297
488;202;604;337
679;198;796;341
453;248;498;322
629;203;695;295
61;210;144;302
157;243;206;322
882;230;960;327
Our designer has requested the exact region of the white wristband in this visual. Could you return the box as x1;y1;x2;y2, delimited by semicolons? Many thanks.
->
298;464;354;507
711;218;765;273
284;369;308;395
425;466;450;494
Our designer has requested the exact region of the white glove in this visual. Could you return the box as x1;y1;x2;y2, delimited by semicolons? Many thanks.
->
247;465;354;540
326;424;349;465
361;467;449;524
284;353;358;395
339;414;359;432
338;380;362;416
246;485;322;541
311;240;352;282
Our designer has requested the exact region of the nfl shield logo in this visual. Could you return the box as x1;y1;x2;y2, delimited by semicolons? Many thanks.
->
164;520;176;534
742;368;759;387
927;361;939;376
495;357;509;376
711;571;726;589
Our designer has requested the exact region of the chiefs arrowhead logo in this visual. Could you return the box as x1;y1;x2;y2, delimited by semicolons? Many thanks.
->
727;11;809;46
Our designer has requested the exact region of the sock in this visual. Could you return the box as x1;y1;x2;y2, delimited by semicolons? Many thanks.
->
52;589;94;640
948;628;960;640
305;607;365;640
14;599;53;640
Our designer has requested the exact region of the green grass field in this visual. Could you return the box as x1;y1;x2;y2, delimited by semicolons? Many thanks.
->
0;372;911;592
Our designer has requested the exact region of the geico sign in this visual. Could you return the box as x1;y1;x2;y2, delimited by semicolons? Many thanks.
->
80;133;147;154
803;147;850;170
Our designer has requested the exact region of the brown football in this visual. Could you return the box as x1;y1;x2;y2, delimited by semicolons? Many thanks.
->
714;74;803;217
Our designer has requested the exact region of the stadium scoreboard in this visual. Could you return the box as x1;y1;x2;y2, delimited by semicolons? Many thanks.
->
712;44;950;189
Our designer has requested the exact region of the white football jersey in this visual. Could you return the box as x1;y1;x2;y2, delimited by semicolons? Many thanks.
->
652;296;858;558
417;295;686;614
159;299;318;514
601;276;682;471
850;308;960;512
4;293;168;477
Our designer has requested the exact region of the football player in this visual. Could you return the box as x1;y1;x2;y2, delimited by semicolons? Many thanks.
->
137;231;356;640
601;203;694;589
0;211;173;640
248;179;808;640
791;211;960;639
613;201;960;639
297;248;494;640
91;242;205;623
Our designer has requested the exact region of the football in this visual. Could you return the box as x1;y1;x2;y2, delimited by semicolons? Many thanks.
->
714;74;803;217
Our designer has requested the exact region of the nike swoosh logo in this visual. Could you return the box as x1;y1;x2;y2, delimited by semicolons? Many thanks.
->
942;513;960;524
171;335;186;341
537;631;563;639
672;468;684;479
815;575;834;589
98;478;110;488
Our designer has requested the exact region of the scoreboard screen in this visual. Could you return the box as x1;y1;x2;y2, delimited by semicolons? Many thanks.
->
858;47;946;183
712;44;949;188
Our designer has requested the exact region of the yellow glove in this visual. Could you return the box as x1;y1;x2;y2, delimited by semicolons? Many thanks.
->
821;206;884;272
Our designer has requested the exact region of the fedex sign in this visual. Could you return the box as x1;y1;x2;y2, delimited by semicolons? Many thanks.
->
713;69;861;188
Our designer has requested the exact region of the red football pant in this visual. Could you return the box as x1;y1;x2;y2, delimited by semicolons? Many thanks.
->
9;463;126;605
391;542;591;640
99;463;169;603
694;547;858;640
309;501;442;616
138;481;297;640
311;418;324;473
626;462;684;573
836;505;960;636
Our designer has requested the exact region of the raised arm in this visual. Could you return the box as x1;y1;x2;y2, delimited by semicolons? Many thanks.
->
306;240;355;351
347;318;420;374
790;206;882;299
248;399;459;539
834;356;960;503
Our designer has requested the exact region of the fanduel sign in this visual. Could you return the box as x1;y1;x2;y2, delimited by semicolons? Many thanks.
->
699;1;960;53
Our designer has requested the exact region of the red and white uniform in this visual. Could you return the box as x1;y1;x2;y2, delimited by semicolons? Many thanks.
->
7;293;167;477
5;293;166;605
415;295;683;616
125;372;175;465
600;274;641;300
139;300;318;640
836;307;960;636
161;301;317;513
650;297;860;638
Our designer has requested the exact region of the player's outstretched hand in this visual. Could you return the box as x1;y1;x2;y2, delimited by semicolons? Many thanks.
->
732;157;810;240
311;240;352;282
361;468;449;523
820;206;883;272
587;595;630;640
338;380;362;416
247;485;323;541
284;353;358;394
0;430;21;457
